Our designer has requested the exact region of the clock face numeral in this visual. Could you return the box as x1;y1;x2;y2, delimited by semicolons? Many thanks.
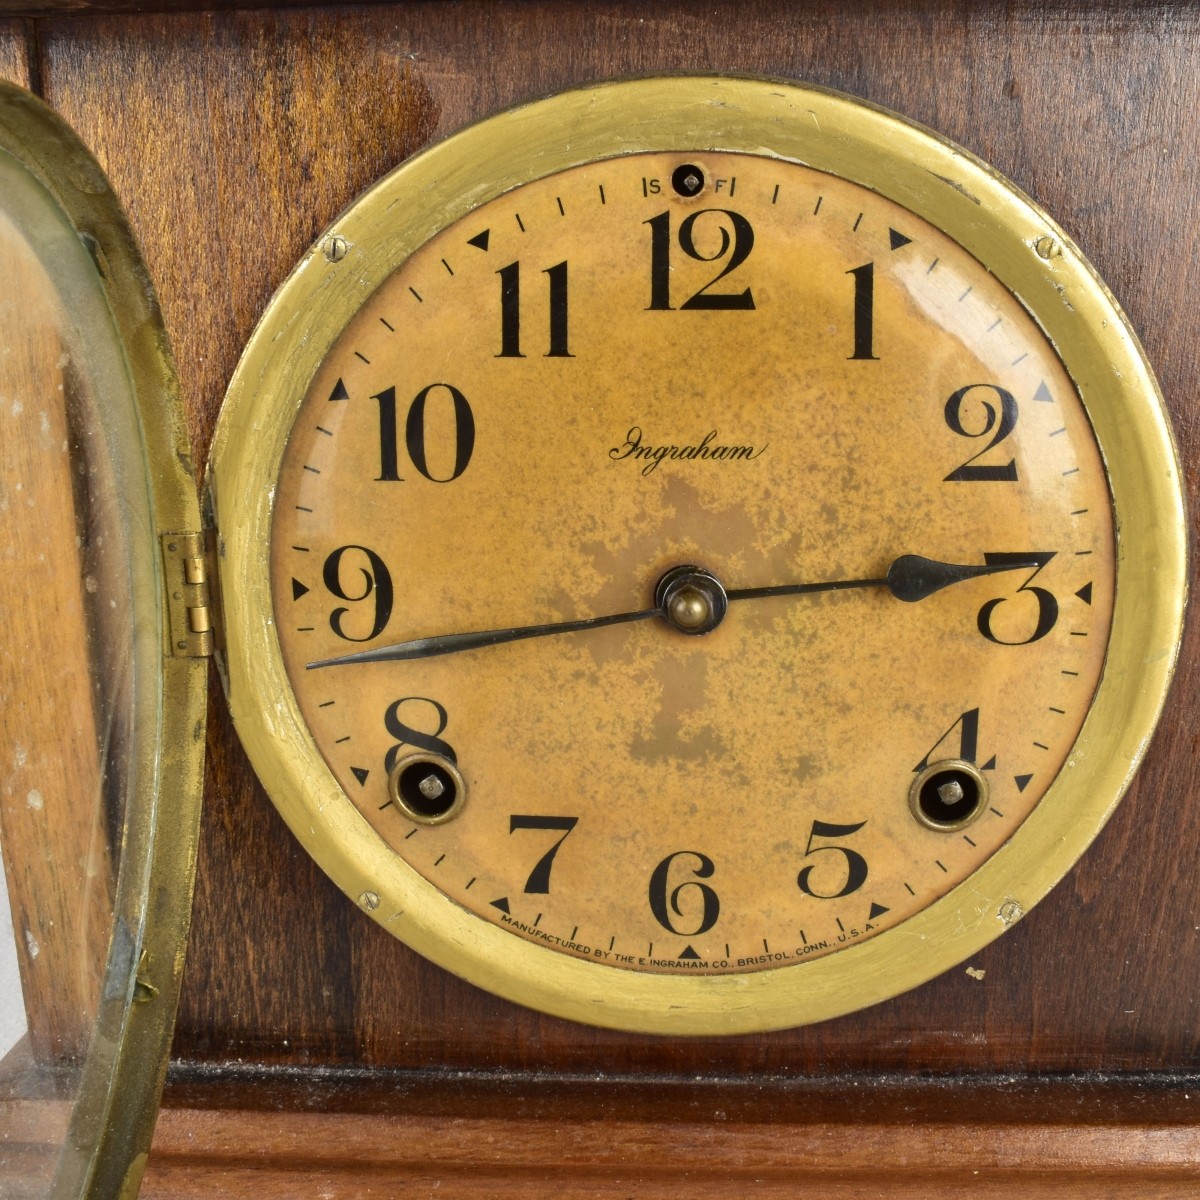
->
371;386;402;481
509;815;579;894
383;696;456;773
976;552;1059;645
796;820;869;900
372;383;476;483
943;383;1020;481
916;707;987;773
645;208;756;310
847;262;879;360
497;259;573;358
322;545;393;642
648;851;721;936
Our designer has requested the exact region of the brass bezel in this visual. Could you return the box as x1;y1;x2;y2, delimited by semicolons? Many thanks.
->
0;81;205;1192
210;76;1186;1035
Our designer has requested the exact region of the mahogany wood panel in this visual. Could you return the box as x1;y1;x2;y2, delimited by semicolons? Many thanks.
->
0;232;117;1060
136;1078;1200;1199
130;1102;1200;1199
0;20;28;84
12;1072;1200;1199
0;0;402;11
7;0;1198;1080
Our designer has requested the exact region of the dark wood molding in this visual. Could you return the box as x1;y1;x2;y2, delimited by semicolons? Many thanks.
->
142;1071;1200;1196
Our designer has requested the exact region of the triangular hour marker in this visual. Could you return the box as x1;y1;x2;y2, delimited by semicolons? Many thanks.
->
490;897;511;914
888;228;913;250
1033;381;1054;403
351;767;369;786
980;755;997;771
1075;582;1093;605
1014;774;1033;793
868;902;890;920
291;578;310;601
468;229;491;251
328;378;349;402
678;945;701;960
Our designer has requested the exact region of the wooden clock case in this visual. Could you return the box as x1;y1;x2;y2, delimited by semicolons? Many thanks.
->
1;2;1197;1195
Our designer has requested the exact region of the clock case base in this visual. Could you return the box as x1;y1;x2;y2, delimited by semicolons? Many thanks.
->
147;1070;1200;1196
10;1057;1200;1198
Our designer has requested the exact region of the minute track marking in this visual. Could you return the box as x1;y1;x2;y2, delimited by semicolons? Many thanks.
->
305;553;1051;669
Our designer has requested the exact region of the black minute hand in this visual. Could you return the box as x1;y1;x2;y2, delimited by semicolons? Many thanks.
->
306;554;1041;669
307;606;663;669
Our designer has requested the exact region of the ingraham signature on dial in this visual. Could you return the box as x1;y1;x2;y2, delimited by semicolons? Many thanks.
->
608;426;768;475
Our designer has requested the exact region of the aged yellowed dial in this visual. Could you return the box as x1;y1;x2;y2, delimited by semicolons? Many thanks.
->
210;77;1184;1033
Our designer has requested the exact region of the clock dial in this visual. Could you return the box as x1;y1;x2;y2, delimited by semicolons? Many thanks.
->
269;152;1113;977
212;77;1182;1033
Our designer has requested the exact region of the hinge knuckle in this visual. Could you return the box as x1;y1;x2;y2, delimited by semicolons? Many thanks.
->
162;531;216;658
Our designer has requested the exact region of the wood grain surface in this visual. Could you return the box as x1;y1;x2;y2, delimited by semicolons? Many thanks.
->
1;0;1197;1093
119;1090;1200;1199
116;1070;1200;1197
0;20;28;86
0;223;118;1062
11;1066;1200;1198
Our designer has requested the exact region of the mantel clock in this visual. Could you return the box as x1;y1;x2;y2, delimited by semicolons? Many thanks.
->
0;52;1189;1200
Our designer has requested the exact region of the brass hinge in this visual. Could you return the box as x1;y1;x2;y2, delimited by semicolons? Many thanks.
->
161;530;216;658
